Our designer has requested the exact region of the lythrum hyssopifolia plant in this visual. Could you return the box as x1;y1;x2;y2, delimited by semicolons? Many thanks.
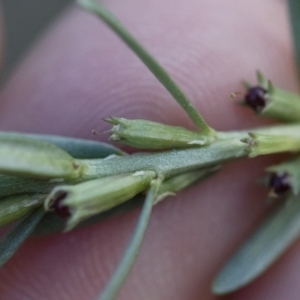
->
1;0;300;299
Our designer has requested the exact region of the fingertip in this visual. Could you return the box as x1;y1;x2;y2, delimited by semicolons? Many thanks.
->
0;1;299;300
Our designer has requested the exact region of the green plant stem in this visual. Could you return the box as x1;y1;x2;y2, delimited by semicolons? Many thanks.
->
78;123;300;181
77;0;214;135
81;137;244;180
99;176;163;300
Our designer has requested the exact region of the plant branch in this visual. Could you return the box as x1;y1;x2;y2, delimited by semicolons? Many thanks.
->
77;0;215;135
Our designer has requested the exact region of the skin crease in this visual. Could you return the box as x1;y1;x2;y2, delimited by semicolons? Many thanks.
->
0;0;299;299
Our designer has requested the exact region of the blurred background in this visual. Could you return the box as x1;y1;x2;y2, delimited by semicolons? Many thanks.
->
2;0;72;80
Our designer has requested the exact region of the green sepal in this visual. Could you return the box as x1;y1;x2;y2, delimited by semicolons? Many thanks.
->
242;132;300;157
256;70;268;88
262;80;300;122
106;117;211;149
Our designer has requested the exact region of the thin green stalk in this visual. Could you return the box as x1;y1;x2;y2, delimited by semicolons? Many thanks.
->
77;0;214;136
99;175;163;300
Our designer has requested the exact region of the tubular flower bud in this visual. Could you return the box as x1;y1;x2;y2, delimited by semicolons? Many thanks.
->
105;117;211;149
243;71;300;122
241;132;300;157
45;170;156;231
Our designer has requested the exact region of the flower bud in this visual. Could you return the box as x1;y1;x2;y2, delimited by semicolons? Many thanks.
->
45;170;156;231
105;117;210;149
267;157;300;196
268;172;291;196
244;86;267;112
243;71;300;122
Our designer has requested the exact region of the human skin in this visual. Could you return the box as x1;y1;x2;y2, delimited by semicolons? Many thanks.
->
0;0;299;299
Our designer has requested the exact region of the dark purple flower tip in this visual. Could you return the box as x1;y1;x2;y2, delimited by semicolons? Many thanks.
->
269;172;291;195
53;192;71;218
245;86;267;112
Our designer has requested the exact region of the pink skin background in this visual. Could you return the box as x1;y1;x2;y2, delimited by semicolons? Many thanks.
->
0;0;299;299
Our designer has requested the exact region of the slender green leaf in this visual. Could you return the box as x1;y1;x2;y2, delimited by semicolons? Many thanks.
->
288;0;300;81
0;208;45;267
99;176;163;300
0;132;82;179
212;196;300;295
0;174;54;199
77;0;214;136
24;132;126;158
